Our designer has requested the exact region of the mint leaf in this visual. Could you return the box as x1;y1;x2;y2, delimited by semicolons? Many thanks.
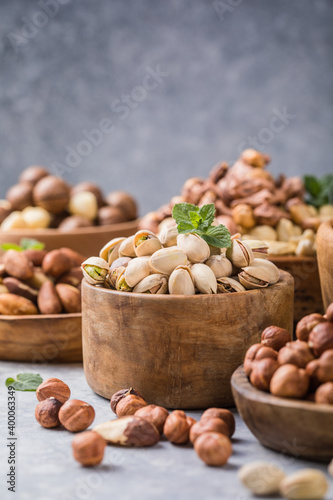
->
0;243;22;252
304;174;333;207
5;373;43;391
189;211;202;228
304;176;321;198
177;221;195;233
204;225;232;248
172;203;198;225
198;204;215;228
20;239;45;250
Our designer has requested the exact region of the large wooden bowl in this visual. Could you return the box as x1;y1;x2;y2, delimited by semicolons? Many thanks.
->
0;313;82;363
317;220;333;310
0;219;138;257
231;366;333;461
82;270;294;409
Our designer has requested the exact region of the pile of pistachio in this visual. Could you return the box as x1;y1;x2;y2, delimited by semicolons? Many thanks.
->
81;230;280;295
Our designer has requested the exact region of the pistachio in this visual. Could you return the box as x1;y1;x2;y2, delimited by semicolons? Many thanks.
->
107;266;126;289
205;255;232;278
244;240;269;259
217;277;245;293
134;230;162;257
119;235;136;258
226;239;254;268
159;225;178;247
168;266;195;295
277;218;296;242
149;247;188;275
116;268;133;292
191;263;217;294
239;258;279;290
81;257;109;285
133;274;168;294
109;257;132;271
99;237;126;265
248;225;278;241
279;469;328;500
238;461;285;495
124;257;150;287
176;233;210;263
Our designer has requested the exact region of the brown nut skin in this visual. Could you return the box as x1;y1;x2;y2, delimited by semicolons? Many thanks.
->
59;248;86;267
194;432;232;466
71;182;105;208
250;358;279;392
306;350;333;384
296;313;326;342
116;394;147;417
110;388;144;414
6;182;34;211
309;322;333;357
97;206;127;225
0;293;38;315
23;249;47;267
326;303;333;322
200;408;235;438
270;364;310;399
72;430;106;467
36;378;71;403
3;250;34;281
186;416;197;430
42;249;72;278
19;165;49;185
261;326;291;351
315;382;333;404
57;267;83;288
164;410;190;444
244;343;278;377
59;399;95;432
190;418;229;444
55;284;81;313
3;277;38;303
58;215;93;230
106;191;137;220
278;340;314;368
38;281;62;314
35;397;63;428
94;416;160;447
33;175;70;214
135;405;169;434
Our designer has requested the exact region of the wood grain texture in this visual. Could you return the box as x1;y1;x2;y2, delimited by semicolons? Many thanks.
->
0;219;138;257
0;313;82;362
317;220;333;310
82;271;294;409
231;365;333;461
270;256;323;324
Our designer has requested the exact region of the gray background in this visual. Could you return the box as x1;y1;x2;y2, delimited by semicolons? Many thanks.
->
0;0;332;215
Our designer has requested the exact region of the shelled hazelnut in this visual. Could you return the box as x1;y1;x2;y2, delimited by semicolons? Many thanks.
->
250;358;279;391
189;418;229;444
306;350;333;383
72;431;106;467
261;326;291;351
200;408;235;438
135;405;169;434
115;394;147;417
270;364;310;399
36;378;71;403
35;397;63;428
110;388;145;414
277;341;314;368
164;410;191;444
59;399;95;432
296;313;326;342
308;322;333;357
194;432;232;466
315;382;333;404
244;343;278;377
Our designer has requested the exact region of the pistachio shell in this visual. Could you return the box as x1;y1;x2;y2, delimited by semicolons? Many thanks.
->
133;274;168;294
107;265;126;289
205;255;232;278
159;225;178;247
109;257;132;271
116;268;133;292
149;247;188;275
134;230;162;257
190;263;217;294
99;237;126;265
244;239;269;260
119;235;136;257
226;239;254;268
239;258;279;289
177;233;210;263
81;257;109;285
168;266;195;295
124;257;150;287
217;277;245;293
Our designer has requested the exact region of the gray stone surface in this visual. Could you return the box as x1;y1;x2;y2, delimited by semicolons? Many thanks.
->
0;361;332;500
0;0;332;216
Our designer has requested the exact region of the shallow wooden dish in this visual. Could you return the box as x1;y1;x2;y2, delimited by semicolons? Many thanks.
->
269;255;323;324
0;313;82;363
0;219;139;257
317;220;333;310
231;366;333;461
82;270;294;409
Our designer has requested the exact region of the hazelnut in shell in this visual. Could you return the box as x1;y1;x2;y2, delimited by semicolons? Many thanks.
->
36;378;71;403
33;175;70;214
72;431;106;467
135;404;169;434
35;397;63;428
306;350;333;383
110;388;144;414
59;399;95;432
194;432;232;466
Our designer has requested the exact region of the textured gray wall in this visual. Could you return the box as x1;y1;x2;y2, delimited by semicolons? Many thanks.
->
0;0;332;215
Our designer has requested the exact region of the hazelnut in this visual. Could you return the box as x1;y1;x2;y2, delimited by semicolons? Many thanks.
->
98;206;127;225
326;303;333;322
296;313;326;342
186;416;197;429
69;192;98;221
200;408;235;438
194;432;232;466
94;416;160;447
38;281;62;314
315;382;333;405
106;191;138;220
306;350;333;383
250;358;279;392
115;394;147;417
33;175;70;214
110;388;144;414
244;343;278;377
36;378;71;403
42;249;72;278
190;418;229;444
134;404;169;434
270;364;310;399
261;326;291;351
58;215;93;231
72;431;106;466
35;397;62;428
71;182;105;208
6;182;34;211
55;284;81;313
59;399;95;432
277;341;314;368
308;322;333;357
19;165;49;185
164;410;190;444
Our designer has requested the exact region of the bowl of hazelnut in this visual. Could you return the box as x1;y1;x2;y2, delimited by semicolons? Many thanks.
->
231;302;333;461
0;165;139;257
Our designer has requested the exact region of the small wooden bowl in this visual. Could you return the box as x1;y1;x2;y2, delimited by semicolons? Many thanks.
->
0;313;82;363
231;366;333;461
82;270;294;409
0;219;139;257
317;220;333;310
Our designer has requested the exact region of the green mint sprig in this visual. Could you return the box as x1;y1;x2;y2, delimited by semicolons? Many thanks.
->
0;238;45;252
304;174;333;208
172;203;231;248
5;373;43;391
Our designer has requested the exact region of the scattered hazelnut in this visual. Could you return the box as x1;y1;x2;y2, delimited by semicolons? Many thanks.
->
270;364;310;399
194;432;232;466
200;408;235;438
250;358;279;391
35;397;62;428
59;399;95;432
19;165;49;185
277;340;314;368
115;394;147;417
164;410;190;444
186;416;197;430
134;404;169;434
94;416;160;447
36;378;70;403
106;191;138;220
261;326;291;351
6;182;33;211
33;175;70;214
72;431;106;467
296;313;326;342
110;388;144;414
71;182;105;208
309;322;333;357
190;418;229;444
315;382;333;405
98;206;127;225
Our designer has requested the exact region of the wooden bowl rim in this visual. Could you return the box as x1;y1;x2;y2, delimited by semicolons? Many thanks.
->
231;365;333;414
0;312;81;321
269;255;317;263
82;269;293;301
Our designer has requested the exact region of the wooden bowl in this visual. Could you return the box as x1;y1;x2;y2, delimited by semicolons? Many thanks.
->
269;255;323;324
0;313;82;363
317;220;333;310
82;270;294;409
0;219;139;257
231;366;333;461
